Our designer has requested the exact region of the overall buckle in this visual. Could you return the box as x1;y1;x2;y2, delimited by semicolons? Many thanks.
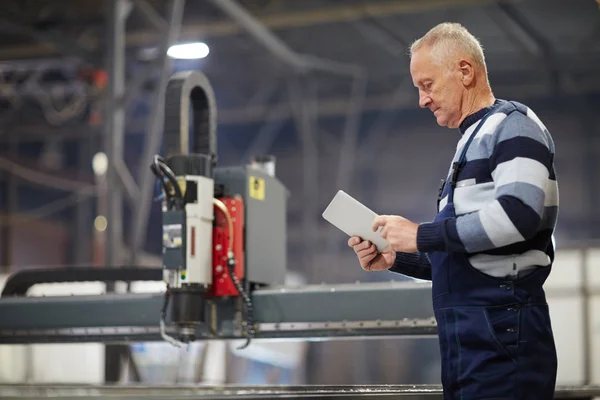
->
450;161;461;187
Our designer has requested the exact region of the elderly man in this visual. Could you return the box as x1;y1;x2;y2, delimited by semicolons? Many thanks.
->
349;23;559;399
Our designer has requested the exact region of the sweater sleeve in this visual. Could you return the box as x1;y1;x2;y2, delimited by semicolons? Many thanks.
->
388;252;432;280
416;112;555;254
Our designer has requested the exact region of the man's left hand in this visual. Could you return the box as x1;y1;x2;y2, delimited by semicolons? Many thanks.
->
372;215;419;253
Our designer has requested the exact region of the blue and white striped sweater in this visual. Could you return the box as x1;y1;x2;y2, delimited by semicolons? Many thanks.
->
391;99;559;279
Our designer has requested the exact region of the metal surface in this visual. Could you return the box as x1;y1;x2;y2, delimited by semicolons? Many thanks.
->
104;0;128;268
0;0;496;60
351;17;410;62
207;0;363;77
0;320;437;344
72;139;94;265
582;247;593;385
287;75;320;281
214;167;287;286
0;8;98;64
1;384;600;399
253;281;433;322
1;138;18;271
335;76;367;192
495;1;560;93
104;1;129;382
133;0;168;31
0;281;434;343
327;76;367;255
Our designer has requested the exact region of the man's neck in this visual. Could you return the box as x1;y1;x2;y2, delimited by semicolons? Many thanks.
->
458;88;495;127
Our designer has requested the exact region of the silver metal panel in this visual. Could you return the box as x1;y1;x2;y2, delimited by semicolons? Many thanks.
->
1;384;599;399
103;0;127;268
0;282;434;343
252;281;434;323
214;166;288;286
247;169;288;286
0;293;164;329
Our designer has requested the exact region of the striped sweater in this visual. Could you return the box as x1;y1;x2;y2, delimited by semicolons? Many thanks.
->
390;99;559;279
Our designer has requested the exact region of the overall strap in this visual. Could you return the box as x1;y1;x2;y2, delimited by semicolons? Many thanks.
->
448;110;495;204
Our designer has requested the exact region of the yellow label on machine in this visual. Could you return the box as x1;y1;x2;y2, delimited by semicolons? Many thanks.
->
177;178;187;197
249;176;265;200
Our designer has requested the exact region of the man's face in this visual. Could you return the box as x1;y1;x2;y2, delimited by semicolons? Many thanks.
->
410;47;464;129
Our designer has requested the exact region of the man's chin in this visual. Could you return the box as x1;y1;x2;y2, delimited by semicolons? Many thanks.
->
435;115;448;127
435;115;458;129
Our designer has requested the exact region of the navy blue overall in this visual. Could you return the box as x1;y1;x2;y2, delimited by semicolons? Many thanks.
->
429;109;558;399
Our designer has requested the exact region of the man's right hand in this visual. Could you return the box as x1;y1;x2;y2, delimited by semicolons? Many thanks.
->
348;236;395;271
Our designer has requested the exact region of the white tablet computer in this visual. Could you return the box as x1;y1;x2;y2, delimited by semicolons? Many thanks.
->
322;190;388;252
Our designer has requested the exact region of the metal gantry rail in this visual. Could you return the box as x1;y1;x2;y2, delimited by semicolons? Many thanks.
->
1;384;600;399
0;281;436;344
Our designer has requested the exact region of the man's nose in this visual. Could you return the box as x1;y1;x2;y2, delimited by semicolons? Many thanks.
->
419;92;431;108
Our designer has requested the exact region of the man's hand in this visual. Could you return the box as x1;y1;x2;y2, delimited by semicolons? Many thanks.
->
372;215;419;253
348;236;395;271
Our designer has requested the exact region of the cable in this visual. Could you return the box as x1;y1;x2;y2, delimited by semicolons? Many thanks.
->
150;154;184;210
154;155;183;202
156;156;181;199
0;192;90;227
213;198;255;349
152;164;171;198
213;198;234;253
0;157;96;195
228;256;255;349
159;285;186;348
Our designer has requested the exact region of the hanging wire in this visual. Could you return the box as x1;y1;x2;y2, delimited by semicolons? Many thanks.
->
0;157;96;196
0;192;90;227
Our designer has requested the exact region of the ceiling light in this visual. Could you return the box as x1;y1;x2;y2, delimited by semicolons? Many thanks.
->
167;42;210;59
92;152;108;177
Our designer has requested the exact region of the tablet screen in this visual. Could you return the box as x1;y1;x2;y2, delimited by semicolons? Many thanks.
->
322;190;388;252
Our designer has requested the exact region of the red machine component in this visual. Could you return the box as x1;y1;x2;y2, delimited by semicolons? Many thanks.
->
208;196;245;297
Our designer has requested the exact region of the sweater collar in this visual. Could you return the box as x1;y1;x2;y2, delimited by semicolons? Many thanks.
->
459;99;500;135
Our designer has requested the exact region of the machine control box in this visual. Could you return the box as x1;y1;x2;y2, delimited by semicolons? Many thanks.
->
214;166;287;287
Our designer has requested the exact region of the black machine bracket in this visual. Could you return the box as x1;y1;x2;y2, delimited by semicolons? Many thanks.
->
164;70;217;162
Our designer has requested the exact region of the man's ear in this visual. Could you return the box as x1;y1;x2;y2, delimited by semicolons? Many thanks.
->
459;60;475;86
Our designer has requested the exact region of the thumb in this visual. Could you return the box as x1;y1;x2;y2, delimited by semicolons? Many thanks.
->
383;249;395;265
372;215;388;232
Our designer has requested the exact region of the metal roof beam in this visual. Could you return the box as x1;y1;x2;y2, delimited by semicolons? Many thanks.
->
0;0;496;60
132;0;168;32
494;1;561;92
208;0;364;77
0;15;99;65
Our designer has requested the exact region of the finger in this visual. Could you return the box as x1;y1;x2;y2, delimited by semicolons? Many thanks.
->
380;226;388;239
352;240;371;253
357;243;376;257
372;215;388;232
348;236;361;247
356;242;377;254
382;249;395;264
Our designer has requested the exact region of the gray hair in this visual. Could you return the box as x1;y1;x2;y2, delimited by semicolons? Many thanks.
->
410;23;487;72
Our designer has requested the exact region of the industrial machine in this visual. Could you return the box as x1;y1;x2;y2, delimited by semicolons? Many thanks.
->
0;71;437;346
149;71;287;346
